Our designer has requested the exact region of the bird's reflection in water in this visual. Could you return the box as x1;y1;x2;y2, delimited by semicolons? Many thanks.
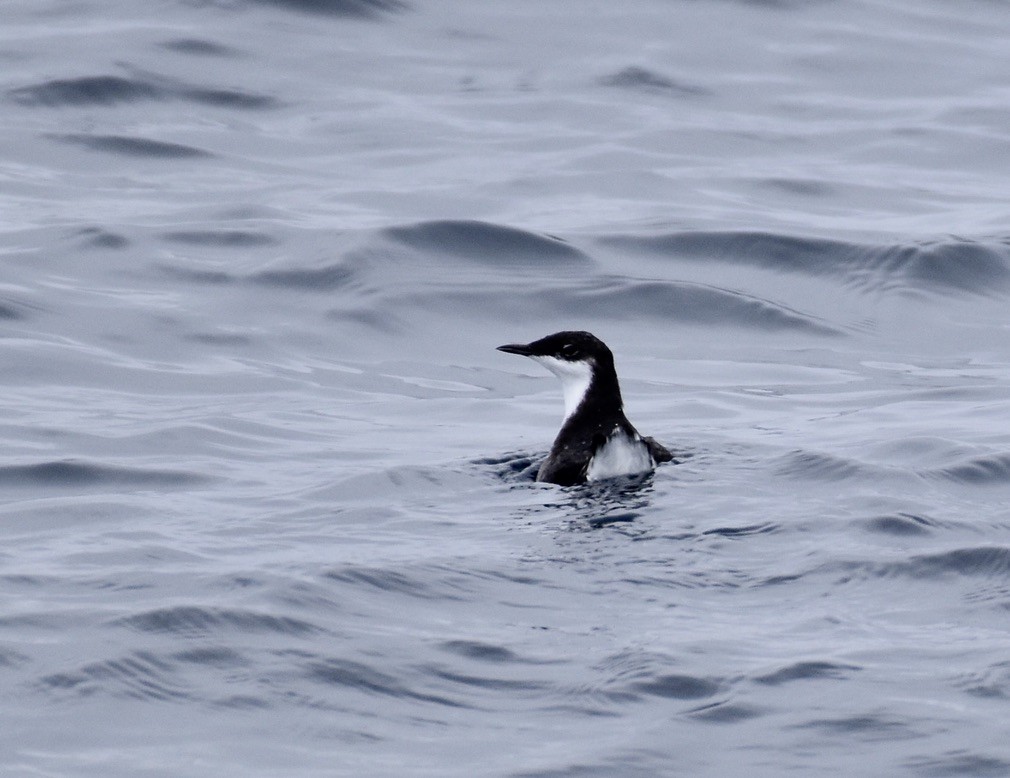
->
485;450;676;532
554;473;656;529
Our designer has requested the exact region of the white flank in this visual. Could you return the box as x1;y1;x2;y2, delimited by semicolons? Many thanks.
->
532;355;593;422
586;428;655;481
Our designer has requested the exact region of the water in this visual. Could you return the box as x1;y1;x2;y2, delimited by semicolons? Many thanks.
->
3;0;1010;775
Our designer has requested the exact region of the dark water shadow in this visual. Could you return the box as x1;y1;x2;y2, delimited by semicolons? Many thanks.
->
48;133;212;158
629;672;721;699
794;713;920;742
384;219;589;265
10;76;161;106
159;39;240;57
0;460;212;489
76;227;130;249
861;513;935;537
11;73;276;110
905;751;1010;777
159;264;236;285
598;66;709;97
754;660;861;686
512;763;666;778
438;639;562;666
0;299;26;320
238;0;408;17
251;263;355;290
162;229;279;248
181;87;277;109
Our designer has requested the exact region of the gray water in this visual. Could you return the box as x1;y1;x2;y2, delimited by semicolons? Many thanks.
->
4;1;1010;775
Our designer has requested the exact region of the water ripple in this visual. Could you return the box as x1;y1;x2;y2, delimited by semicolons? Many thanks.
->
688;701;764;723
115;606;324;637
412;279;835;334
40;651;192;702
561;279;839;334
929;453;1010;484
775;450;867;481
898;547;1010;579
306;657;466;707
324;565;467;601
955;661;1010;700
604;232;1010;296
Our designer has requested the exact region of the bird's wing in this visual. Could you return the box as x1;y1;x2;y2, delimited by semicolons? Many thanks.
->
643;436;675;463
536;456;590;487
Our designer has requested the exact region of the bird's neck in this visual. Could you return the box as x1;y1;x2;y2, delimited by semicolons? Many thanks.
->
565;360;623;424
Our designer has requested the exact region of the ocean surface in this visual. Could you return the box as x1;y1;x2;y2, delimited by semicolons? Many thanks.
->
4;0;1010;775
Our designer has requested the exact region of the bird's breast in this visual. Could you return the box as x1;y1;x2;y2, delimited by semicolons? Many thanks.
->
585;428;655;481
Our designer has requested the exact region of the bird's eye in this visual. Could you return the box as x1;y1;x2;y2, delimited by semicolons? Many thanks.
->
560;343;579;358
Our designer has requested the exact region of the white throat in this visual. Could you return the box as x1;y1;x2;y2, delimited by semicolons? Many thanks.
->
532;356;593;422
